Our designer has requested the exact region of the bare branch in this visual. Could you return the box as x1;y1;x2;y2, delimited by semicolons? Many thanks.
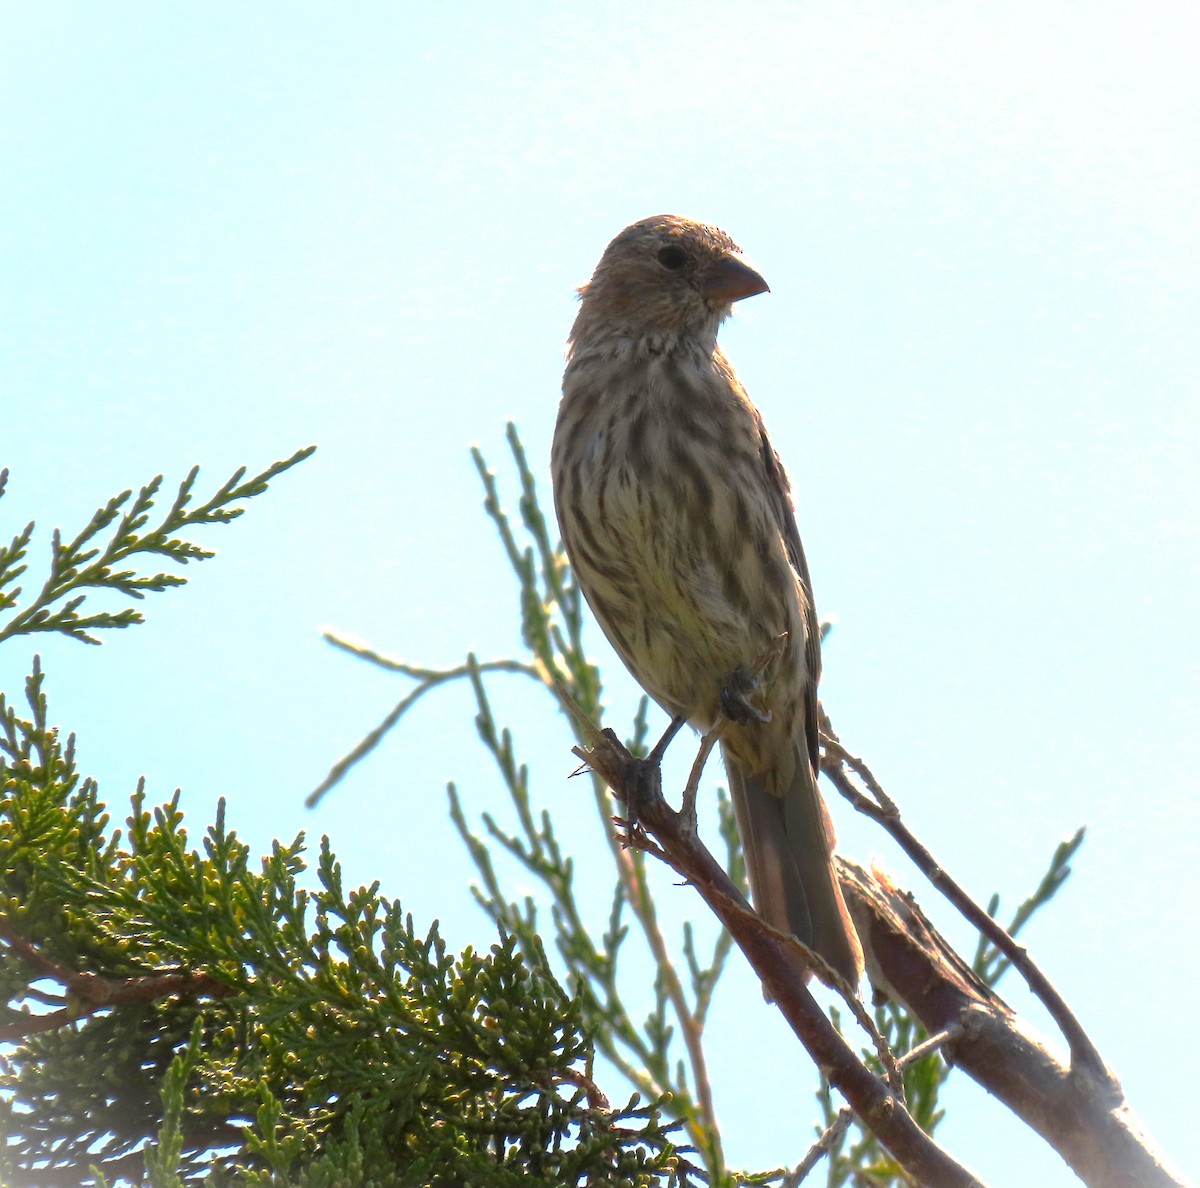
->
821;726;1108;1082
839;860;1190;1188
788;1025;964;1185
570;721;986;1188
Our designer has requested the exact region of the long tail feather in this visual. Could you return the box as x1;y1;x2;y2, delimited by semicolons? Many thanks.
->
726;747;863;985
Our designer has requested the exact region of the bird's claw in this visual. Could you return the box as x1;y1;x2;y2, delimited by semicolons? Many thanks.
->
720;665;773;725
719;635;787;725
617;756;663;836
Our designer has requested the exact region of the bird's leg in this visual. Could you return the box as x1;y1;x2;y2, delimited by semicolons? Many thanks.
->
649;714;687;765
621;714;687;830
719;666;772;725
680;727;721;838
719;633;788;725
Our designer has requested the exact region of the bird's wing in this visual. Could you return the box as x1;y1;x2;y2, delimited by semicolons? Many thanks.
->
755;416;822;773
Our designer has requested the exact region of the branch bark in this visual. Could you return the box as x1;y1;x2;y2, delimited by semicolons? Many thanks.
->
839;860;1190;1188
0;917;233;1041
573;724;986;1188
821;729;1106;1080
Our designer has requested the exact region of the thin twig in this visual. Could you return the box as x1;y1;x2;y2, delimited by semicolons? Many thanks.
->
0;919;232;1041
820;730;1108;1083
554;679;721;1145
787;1024;965;1185
307;648;539;806
785;1110;855;1186
680;725;720;835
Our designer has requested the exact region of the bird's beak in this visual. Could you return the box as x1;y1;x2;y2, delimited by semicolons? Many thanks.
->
699;254;770;303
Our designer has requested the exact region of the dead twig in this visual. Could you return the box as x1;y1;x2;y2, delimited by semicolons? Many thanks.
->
0;919;233;1041
820;725;1108;1083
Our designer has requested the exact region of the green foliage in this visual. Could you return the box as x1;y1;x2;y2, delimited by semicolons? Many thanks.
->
315;425;742;1180
0;433;1084;1186
0;452;683;1185
0;449;315;645
973;828;1085;985
0;671;682;1183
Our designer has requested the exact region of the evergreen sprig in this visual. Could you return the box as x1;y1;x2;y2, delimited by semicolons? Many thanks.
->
317;424;737;1177
0;447;315;645
0;667;686;1187
973;827;1086;985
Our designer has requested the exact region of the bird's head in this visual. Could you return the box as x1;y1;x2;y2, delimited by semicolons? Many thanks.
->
570;215;769;355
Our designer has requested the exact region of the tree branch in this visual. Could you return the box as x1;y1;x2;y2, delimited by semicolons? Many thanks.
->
820;726;1108;1081
839;860;1189;1188
570;722;985;1188
0;918;233;1041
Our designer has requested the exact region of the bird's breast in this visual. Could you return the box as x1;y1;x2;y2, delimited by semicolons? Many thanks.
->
554;356;804;729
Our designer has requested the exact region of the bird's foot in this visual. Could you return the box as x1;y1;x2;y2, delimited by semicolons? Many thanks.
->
612;715;686;838
620;755;663;833
719;634;788;725
719;665;773;725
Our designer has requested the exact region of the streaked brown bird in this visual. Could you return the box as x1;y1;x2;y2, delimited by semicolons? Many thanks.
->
551;215;863;985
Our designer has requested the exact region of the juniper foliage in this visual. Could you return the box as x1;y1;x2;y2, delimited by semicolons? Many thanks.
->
0;454;683;1186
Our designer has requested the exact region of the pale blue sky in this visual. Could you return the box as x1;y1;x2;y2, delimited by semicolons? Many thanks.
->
2;4;1197;1183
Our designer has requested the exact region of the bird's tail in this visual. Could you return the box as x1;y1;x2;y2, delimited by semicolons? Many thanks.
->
726;748;863;986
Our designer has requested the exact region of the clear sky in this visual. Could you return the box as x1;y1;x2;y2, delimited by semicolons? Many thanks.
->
2;4;1197;1183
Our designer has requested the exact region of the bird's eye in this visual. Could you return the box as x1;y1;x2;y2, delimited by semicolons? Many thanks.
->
657;245;688;271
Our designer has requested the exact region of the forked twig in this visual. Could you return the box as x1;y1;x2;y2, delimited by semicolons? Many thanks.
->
820;725;1108;1083
787;1025;965;1186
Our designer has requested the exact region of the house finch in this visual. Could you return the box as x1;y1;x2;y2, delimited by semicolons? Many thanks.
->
551;215;863;985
